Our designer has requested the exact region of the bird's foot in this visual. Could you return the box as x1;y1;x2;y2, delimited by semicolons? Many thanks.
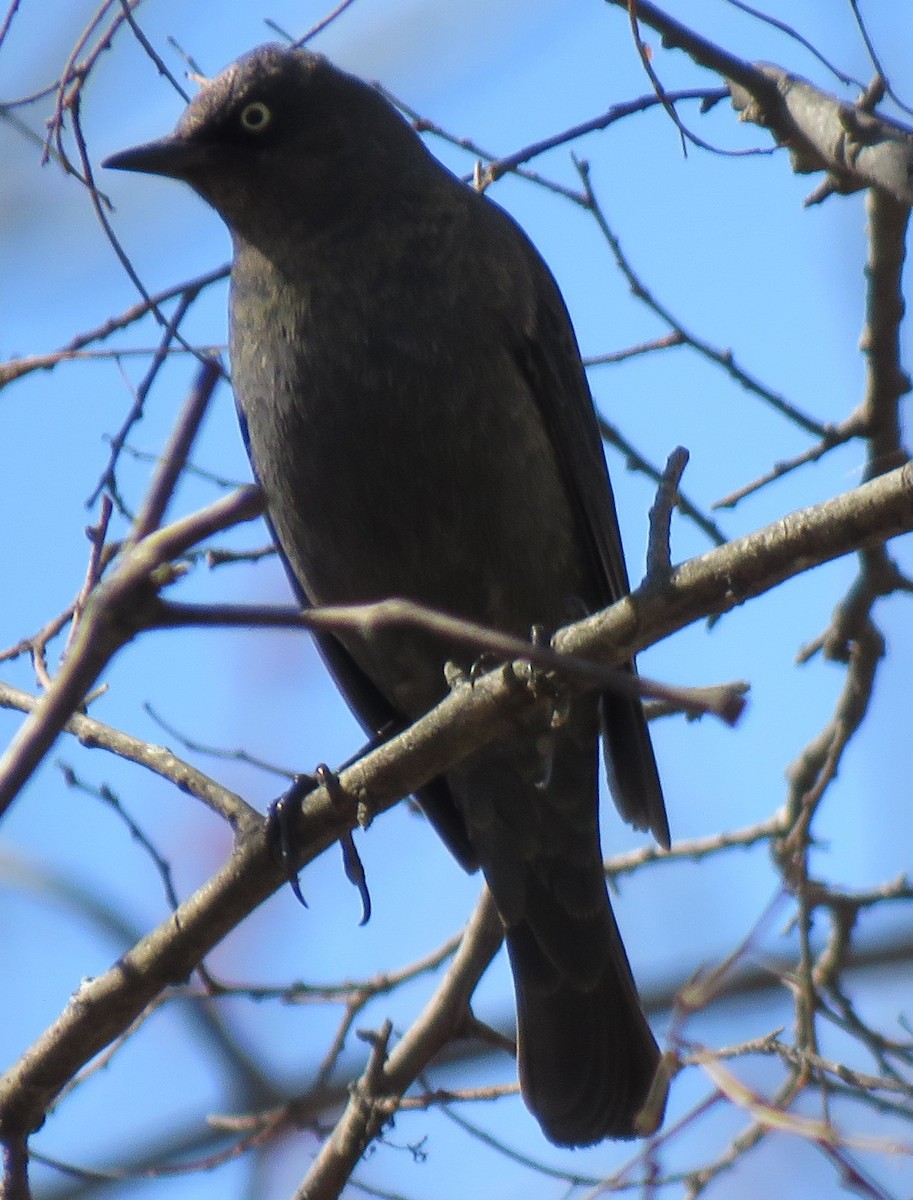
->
267;764;372;925
267;773;315;909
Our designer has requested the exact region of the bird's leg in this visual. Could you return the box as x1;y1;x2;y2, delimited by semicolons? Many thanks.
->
527;623;574;787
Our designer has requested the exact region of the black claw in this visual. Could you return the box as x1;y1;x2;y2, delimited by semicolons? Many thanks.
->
268;765;372;923
267;774;314;909
341;831;372;925
315;764;372;926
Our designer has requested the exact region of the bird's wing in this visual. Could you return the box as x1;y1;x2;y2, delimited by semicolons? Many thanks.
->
234;400;480;871
310;621;480;870
511;236;670;848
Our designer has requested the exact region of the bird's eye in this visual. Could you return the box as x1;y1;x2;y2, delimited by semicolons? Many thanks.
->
239;101;272;133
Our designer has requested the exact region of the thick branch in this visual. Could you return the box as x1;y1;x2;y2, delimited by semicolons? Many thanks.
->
560;461;913;661
0;464;911;1139
730;66;913;204
861;189;911;479
606;1;913;203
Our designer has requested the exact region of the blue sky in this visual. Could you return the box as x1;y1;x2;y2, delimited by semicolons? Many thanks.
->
2;2;912;1196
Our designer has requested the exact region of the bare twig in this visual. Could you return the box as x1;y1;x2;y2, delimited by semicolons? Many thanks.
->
0;265;229;393
598;414;728;546
151;595;747;725
575;157;828;437
723;2;864;89
292;0;360;47
87;294;211;509
293;889;504;1200
0;357;260;819
116;0;189;100
713;418;864;510
645;446;690;582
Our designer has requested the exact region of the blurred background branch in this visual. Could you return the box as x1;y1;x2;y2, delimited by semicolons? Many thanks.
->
1;2;912;1198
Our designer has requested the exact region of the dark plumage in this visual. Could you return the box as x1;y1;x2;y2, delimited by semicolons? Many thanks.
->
104;45;669;1146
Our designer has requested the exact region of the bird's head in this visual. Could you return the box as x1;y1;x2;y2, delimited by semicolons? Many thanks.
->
104;44;428;241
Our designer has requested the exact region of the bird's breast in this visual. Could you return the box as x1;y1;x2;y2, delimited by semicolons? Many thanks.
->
229;243;594;709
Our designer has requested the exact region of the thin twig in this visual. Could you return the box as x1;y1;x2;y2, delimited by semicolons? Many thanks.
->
575;157;828;437
645;446;690;583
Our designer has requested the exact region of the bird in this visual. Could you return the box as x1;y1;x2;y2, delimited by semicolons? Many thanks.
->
104;44;669;1147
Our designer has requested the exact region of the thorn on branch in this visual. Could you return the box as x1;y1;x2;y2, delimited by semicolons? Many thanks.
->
354;1018;395;1113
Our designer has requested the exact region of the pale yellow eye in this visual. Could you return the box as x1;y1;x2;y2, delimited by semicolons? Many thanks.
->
239;101;272;132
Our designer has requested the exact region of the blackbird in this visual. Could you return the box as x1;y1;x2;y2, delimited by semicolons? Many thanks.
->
105;44;669;1146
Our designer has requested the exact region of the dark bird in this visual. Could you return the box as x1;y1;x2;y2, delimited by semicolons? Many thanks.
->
105;45;669;1146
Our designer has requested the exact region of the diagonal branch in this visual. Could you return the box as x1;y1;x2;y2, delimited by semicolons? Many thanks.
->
1;463;911;1140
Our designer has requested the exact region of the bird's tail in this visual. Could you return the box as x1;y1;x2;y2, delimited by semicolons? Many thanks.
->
505;896;659;1146
448;702;661;1145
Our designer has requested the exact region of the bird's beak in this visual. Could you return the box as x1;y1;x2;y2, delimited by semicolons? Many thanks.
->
102;136;208;180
